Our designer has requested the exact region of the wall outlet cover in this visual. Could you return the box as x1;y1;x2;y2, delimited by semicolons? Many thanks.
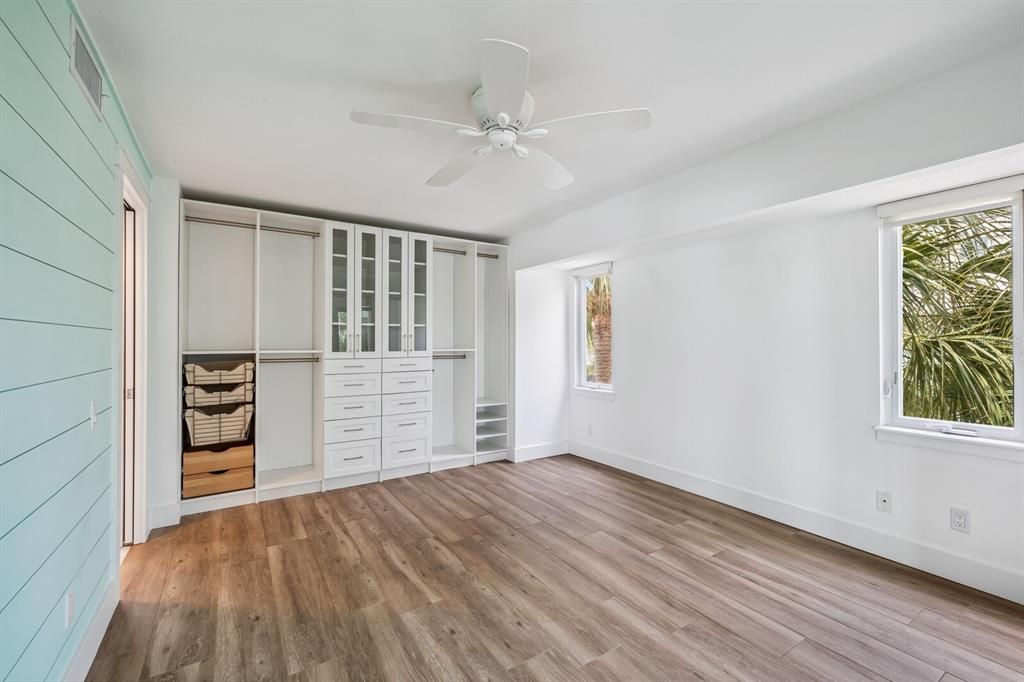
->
950;507;971;533
875;490;892;513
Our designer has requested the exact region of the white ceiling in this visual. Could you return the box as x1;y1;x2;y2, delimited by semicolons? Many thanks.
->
80;0;1024;239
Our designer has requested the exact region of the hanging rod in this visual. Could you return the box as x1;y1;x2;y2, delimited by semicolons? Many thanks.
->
184;216;320;238
433;354;467;360
259;356;320;364
432;246;500;260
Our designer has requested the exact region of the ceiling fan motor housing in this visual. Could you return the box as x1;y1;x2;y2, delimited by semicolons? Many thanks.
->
471;86;534;132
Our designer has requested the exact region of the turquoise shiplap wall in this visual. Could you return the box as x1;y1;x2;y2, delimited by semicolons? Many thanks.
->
0;1;151;680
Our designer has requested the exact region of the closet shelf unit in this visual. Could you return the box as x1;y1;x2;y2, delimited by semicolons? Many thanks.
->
178;199;512;513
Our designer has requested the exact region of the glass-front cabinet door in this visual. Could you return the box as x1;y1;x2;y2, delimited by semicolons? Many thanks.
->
354;226;381;356
407;234;432;357
327;223;353;357
382;229;408;357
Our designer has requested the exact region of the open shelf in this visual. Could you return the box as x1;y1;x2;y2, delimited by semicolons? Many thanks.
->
259;464;321;491
476;425;507;440
476;414;507;424
259;349;322;355
475;445;507;457
183;349;256;355
433;445;475;459
435;348;474;353
476;397;507;408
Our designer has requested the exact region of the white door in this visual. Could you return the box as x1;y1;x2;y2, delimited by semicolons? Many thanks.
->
382;229;408;357
326;223;354;357
354;226;381;357
121;202;136;546
407;234;433;357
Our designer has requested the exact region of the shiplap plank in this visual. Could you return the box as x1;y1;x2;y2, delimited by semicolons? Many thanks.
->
0;489;110;676
0;408;112;536
0;1;115;169
0;247;112;329
0;17;114;206
46;569;111;682
0;99;114;251
35;1;71;56
0;369;111;464
5;531;110;681
0;175;114;289
0;319;111;393
0;451;110;607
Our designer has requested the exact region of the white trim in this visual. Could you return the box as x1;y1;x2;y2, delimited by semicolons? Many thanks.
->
180;489;255;516
568;441;1024;604
147;502;181;530
61;578;118;682
877;174;1024;222
119;151;149;545
573;386;616;399
875;426;1024;463
513;440;568;462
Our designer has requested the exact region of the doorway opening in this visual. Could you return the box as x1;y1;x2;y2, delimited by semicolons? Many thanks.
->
121;200;136;547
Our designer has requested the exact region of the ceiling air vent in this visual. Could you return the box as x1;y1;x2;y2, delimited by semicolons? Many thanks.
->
71;25;102;114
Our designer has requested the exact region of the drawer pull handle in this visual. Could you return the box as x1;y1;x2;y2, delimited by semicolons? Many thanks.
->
398;380;417;384
399;363;415;366
343;365;360;368
398;448;417;453
343;456;363;461
343;383;364;387
398;401;416;406
343;428;364;432
209;469;229;475
398;422;417;427
343;406;363;410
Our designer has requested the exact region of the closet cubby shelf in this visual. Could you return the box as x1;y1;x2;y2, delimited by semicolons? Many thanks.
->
433;445;475;459
475;425;507;439
475;414;507;424
476;397;507;408
475;446;507;457
183;349;257;355
258;349;322;355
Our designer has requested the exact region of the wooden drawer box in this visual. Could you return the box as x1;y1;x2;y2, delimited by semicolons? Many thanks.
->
182;444;254;475
183;466;253;499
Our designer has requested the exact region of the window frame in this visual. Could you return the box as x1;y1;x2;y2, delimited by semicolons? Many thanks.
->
574;263;614;393
879;178;1023;444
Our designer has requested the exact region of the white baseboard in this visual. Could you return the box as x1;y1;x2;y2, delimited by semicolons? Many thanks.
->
63;577;118;682
148;501;181;531
514;440;568;463
568;441;1024;604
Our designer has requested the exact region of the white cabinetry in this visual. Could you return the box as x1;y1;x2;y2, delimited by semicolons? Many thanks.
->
382;230;433;358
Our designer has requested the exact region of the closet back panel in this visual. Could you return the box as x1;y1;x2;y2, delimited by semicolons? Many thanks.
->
432;250;475;349
476;255;508;399
257;362;314;471
186;221;255;351
433;360;455;447
260;230;315;350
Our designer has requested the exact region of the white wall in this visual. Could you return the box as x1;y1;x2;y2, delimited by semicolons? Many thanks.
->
146;177;181;531
565;209;1022;601
513;267;572;461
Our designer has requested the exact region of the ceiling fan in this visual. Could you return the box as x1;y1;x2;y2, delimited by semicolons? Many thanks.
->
350;39;653;190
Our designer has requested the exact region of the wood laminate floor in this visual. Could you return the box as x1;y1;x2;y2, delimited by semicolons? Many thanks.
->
88;455;1024;682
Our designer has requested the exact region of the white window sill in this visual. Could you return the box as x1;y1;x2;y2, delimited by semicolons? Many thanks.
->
874;425;1023;463
573;386;616;400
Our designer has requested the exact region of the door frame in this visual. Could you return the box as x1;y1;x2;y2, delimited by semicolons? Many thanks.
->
117;149;149;546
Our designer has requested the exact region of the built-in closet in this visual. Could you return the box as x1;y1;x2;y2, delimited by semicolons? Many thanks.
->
177;200;511;514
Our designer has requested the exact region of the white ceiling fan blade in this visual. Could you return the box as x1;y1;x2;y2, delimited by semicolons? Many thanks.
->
351;111;479;135
479;39;529;120
529;108;652;137
526;147;574;191
426;151;483;187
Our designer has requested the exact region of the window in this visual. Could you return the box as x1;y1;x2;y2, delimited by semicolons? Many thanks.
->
575;264;613;391
880;177;1023;443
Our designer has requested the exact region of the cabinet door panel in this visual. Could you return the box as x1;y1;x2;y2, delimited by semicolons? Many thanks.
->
407;234;433;357
354;227;381;356
327;224;354;357
382;230;408;357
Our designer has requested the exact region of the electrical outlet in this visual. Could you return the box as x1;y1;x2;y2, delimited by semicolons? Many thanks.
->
950;507;971;533
875;490;891;513
64;590;74;629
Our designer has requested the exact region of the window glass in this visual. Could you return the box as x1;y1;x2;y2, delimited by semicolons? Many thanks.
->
581;273;612;388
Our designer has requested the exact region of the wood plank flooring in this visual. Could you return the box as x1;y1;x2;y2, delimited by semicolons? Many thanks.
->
88;455;1024;682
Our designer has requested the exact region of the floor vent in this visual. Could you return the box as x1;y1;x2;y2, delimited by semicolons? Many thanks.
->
71;25;102;114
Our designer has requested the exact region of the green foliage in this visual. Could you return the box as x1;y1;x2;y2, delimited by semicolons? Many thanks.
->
901;207;1014;427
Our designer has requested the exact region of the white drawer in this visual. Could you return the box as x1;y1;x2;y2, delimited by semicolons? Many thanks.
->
324;373;381;398
382;412;431;438
382;392;432;416
325;358;382;375
324;395;381;420
382;358;432;373
382;436;429;468
324;439;380;477
324;416;381;444
381;371;432;394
